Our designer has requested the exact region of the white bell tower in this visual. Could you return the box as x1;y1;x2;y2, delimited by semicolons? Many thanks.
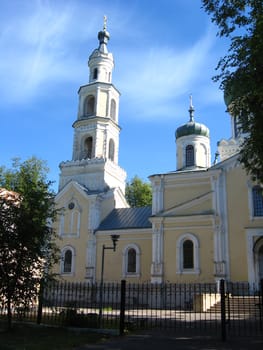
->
59;18;126;193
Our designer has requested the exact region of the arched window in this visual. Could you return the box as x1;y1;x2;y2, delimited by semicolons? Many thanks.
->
252;186;263;216
176;234;200;274
64;250;72;273
185;145;194;167
108;139;115;161
183;240;194;269
93;68;98;80
84;137;93;159
59;201;81;237
61;246;75;275
127;248;136;273
123;244;141;277
110;99;116;121
84;96;95;116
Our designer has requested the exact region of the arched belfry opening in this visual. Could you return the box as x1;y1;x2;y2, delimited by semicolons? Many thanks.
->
84;136;93;159
108;139;115;161
93;68;98;80
84;95;95;116
110;99;116;121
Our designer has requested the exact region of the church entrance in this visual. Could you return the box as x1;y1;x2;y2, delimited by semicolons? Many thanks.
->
254;236;263;287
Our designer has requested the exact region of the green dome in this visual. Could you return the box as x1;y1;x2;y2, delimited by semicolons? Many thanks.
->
176;121;209;139
176;97;210;140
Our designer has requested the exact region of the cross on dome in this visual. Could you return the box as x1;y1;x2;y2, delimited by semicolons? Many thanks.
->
189;94;195;122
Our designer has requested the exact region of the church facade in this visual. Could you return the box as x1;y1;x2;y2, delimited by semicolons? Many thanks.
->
53;24;263;288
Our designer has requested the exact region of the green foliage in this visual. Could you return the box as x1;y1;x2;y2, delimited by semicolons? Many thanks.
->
202;0;263;182
125;176;152;207
0;157;59;329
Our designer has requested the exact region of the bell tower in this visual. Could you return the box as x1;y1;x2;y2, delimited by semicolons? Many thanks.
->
59;18;126;193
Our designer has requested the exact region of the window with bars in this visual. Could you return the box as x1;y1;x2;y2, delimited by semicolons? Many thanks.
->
63;249;72;273
176;234;200;274
127;248;136;273
123;244;140;277
183;240;194;269
185;145;194;167
252;186;263;216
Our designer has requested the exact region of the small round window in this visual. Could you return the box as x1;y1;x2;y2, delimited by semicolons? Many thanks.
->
68;202;75;210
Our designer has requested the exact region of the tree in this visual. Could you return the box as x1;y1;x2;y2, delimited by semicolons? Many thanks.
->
0;157;59;329
125;176;152;207
202;0;263;183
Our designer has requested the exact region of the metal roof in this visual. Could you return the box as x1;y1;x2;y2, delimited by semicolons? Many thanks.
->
97;206;152;231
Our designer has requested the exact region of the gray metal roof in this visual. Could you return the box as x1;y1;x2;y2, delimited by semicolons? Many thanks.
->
97;206;152;231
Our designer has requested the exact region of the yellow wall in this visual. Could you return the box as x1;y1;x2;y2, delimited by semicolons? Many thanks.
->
163;222;214;283
226;167;250;281
53;188;91;281
96;231;152;283
164;180;210;210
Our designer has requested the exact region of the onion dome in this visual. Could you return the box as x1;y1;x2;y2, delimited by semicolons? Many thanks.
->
89;15;111;58
97;15;110;53
175;97;210;139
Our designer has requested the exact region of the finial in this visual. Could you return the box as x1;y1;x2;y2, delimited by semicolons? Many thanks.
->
103;15;107;31
213;150;220;165
98;15;110;52
189;94;194;122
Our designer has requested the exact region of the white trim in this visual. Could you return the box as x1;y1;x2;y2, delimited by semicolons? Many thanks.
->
158;191;213;216
221;170;230;279
176;233;200;275
248;183;263;220
122;244;141;278
246;228;263;288
96;229;152;236
60;245;76;276
58;198;82;237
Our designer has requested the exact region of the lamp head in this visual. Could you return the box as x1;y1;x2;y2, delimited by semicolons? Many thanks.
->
111;234;120;251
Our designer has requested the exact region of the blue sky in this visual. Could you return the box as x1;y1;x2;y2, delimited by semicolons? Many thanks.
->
0;0;231;190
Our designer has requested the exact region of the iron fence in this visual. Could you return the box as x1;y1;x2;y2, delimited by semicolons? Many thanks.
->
0;279;262;340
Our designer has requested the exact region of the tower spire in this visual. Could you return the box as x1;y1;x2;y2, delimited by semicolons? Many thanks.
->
189;94;195;122
98;15;110;53
103;15;107;31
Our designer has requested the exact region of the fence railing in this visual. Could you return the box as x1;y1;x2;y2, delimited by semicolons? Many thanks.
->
0;279;262;340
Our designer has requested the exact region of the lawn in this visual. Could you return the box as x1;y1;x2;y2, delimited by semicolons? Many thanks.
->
0;322;110;350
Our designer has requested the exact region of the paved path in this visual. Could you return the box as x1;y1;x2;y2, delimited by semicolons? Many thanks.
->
74;330;263;350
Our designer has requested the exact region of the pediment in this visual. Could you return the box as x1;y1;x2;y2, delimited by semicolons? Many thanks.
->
55;180;91;203
160;191;213;217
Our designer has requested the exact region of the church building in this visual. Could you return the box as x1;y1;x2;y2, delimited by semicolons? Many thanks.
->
53;22;263;288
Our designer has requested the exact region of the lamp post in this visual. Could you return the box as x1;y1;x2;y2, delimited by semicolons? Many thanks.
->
98;234;120;326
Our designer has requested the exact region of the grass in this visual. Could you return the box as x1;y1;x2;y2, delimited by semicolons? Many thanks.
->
0;322;110;350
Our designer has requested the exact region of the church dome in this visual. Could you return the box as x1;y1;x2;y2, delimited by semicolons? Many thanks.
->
176;121;209;139
175;98;209;139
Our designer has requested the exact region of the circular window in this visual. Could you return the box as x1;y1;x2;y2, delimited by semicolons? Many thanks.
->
68;202;75;210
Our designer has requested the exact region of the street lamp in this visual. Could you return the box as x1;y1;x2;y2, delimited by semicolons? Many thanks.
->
98;234;120;325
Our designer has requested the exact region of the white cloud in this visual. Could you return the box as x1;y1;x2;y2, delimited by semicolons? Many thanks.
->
115;26;219;120
0;0;222;118
0;1;93;104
